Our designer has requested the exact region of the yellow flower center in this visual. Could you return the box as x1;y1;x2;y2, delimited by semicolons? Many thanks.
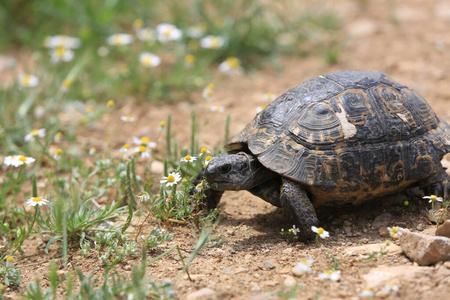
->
113;35;124;45
56;149;62;155
107;100;115;107
430;195;437;201
21;75;31;85
226;57;240;68
210;37;221;48
56;132;62;138
31;129;39;135
324;270;332;275
317;227;324;234
301;258;308;264
167;175;175;183
260;105;266;110
62;80;71;87
6;256;13;262
207;83;215;90
123;144;129;149
33;197;42;202
86;105;94;112
185;54;195;63
142;56;153;66
185;155;192;160
159;121;166;127
138;145;146;153
390;227;398;233
18;156;27;162
134;19;143;28
163;28;174;37
206;156;212;161
139;137;149;145
55;46;67;57
201;147;207;154
206;90;213;97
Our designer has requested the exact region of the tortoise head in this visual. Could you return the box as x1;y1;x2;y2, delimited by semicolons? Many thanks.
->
204;152;264;191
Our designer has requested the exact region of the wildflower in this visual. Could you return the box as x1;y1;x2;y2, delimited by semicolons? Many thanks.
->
54;132;63;142
50;46;74;63
180;155;197;163
24;128;46;142
311;226;330;239
318;269;341;281
158;121;166;132
199;147;210;157
136;27;155;42
202;83;215;100
4;155;35;167
218;57;243;74
26;196;49;207
89;147;97;155
387;226;402;237
120;144;130;153
186;23;206;39
120;115;135;122
107;33;134;46
210;105;225;112
61;79;72;92
263;92;276;102
137;191;150;202
44;35;81;49
132;136;156;148
18;74;39;88
134;145;150;159
361;288;374;297
85;105;94;113
292;258;314;276
423;195;443;203
384;283;399;295
160;172;182;187
204;155;213;167
289;224;300;235
199;35;225;49
184;54;195;68
256;105;266;113
194;182;204;193
54;149;63;160
133;19;144;29
139;52;161;68
156;23;182;43
6;256;14;268
107;100;115;108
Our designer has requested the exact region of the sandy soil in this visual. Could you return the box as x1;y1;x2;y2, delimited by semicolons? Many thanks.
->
7;0;450;299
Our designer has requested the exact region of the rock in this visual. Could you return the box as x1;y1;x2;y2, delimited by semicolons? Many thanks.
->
344;242;401;257
223;267;232;275
234;267;248;274
362;265;433;289
378;227;390;238
417;223;424;231
436;220;450;238
399;228;450;265
372;213;393;229
262;260;276;270
278;267;291;274
344;226;352;237
186;288;216;300
282;248;293;254
250;283;261;292
283;275;297;287
343;220;352;227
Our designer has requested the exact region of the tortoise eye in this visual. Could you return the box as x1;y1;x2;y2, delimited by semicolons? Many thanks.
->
219;164;231;174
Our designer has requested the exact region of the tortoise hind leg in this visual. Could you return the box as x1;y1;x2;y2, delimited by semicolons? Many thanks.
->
420;168;450;198
281;178;319;241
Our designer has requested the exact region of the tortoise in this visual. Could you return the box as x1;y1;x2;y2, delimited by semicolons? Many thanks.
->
194;70;450;241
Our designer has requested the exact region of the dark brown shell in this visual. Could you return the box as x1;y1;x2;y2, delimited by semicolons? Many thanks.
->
227;71;450;204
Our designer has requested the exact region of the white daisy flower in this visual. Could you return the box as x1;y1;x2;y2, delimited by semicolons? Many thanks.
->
120;115;135;122
137;191;150;202
318;269;341;281
160;172;182;187
263;92;277;102
202;83;215;100
387;226;402;237
53;149;62;161
89;147;97;155
156;23;182;43
120;144;130;153
44;35;81;49
292;258;314;276
18;74;39;88
290;224;300;235
50;46;74;63
218;57;243;74
26;196;49;207
107;33;134;46
186;24;206;39
204;155;213;167
136;27;155;42
6;256;14;268
423;195;443;203
132;136;156;148
134;145;151;159
311;226;330;239
198;147;210;157
139;52;161;68
209;105;225;112
24;128;46;142
255;105;267;113
199;35;225;49
180;155;197;163
361;288;374;297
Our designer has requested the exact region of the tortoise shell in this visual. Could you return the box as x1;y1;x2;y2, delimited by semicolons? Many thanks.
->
227;71;450;205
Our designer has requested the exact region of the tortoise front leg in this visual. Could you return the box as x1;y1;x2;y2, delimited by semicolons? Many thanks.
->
281;178;319;241
420;168;450;198
249;178;282;207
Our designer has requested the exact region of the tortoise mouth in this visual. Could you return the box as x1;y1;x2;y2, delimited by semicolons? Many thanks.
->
210;181;240;191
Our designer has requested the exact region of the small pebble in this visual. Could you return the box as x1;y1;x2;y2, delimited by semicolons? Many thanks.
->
262;259;276;270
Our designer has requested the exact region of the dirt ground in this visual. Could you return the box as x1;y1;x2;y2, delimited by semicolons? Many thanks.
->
8;0;450;299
